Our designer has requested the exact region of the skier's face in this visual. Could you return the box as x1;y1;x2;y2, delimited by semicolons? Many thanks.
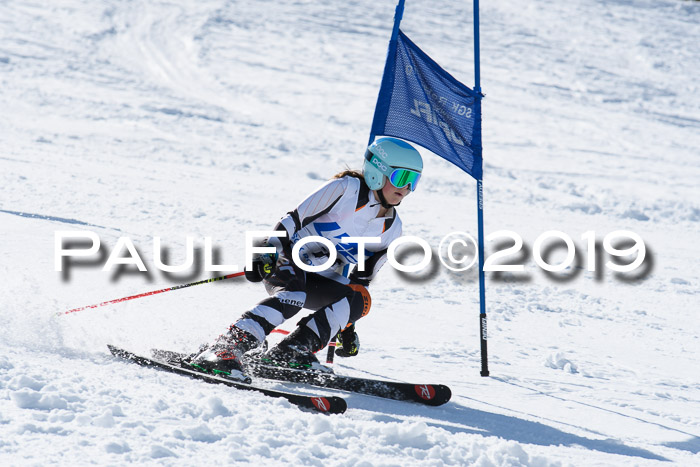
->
380;181;411;206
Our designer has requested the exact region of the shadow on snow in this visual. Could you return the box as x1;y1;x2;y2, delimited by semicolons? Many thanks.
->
346;394;669;462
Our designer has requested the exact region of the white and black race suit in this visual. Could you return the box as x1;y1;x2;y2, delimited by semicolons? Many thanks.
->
235;175;403;347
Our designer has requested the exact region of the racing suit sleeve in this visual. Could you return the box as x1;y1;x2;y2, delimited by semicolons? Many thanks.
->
348;249;388;286
268;177;349;252
348;214;402;286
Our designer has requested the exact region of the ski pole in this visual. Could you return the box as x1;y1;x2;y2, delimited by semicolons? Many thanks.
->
325;337;337;365
58;272;245;316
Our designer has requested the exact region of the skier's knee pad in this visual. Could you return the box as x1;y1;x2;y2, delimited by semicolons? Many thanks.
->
347;284;372;321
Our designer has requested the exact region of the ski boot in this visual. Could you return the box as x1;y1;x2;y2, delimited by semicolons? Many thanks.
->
260;325;332;373
188;326;259;382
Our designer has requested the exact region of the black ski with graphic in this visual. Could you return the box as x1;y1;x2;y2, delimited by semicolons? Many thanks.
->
107;345;346;414
150;349;450;406
247;361;452;406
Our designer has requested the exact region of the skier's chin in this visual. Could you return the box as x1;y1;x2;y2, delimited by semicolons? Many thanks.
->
387;192;405;205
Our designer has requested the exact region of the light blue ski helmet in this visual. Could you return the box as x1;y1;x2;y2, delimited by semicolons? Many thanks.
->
363;137;423;191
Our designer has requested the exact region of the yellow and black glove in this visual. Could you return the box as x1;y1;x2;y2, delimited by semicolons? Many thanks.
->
244;250;278;282
335;324;360;358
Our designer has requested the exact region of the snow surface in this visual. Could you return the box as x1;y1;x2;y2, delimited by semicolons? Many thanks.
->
1;0;699;465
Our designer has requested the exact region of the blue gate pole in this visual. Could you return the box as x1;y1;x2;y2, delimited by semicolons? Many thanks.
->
391;0;405;41
473;0;489;377
369;0;405;146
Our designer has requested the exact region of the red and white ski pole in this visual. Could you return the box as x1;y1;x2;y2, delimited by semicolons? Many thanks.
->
58;272;245;316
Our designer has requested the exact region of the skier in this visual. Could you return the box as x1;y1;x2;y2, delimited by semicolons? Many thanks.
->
189;137;423;380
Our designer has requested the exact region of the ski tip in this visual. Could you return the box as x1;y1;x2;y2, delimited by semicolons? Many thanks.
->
413;384;451;406
309;396;347;414
436;384;452;405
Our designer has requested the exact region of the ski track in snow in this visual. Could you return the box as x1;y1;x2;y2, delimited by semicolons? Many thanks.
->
1;0;699;465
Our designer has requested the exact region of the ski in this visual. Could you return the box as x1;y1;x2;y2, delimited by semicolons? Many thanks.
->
150;349;450;406
247;361;452;406
107;345;346;414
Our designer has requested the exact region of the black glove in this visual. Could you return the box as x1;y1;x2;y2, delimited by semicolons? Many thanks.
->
244;250;278;282
335;324;360;358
